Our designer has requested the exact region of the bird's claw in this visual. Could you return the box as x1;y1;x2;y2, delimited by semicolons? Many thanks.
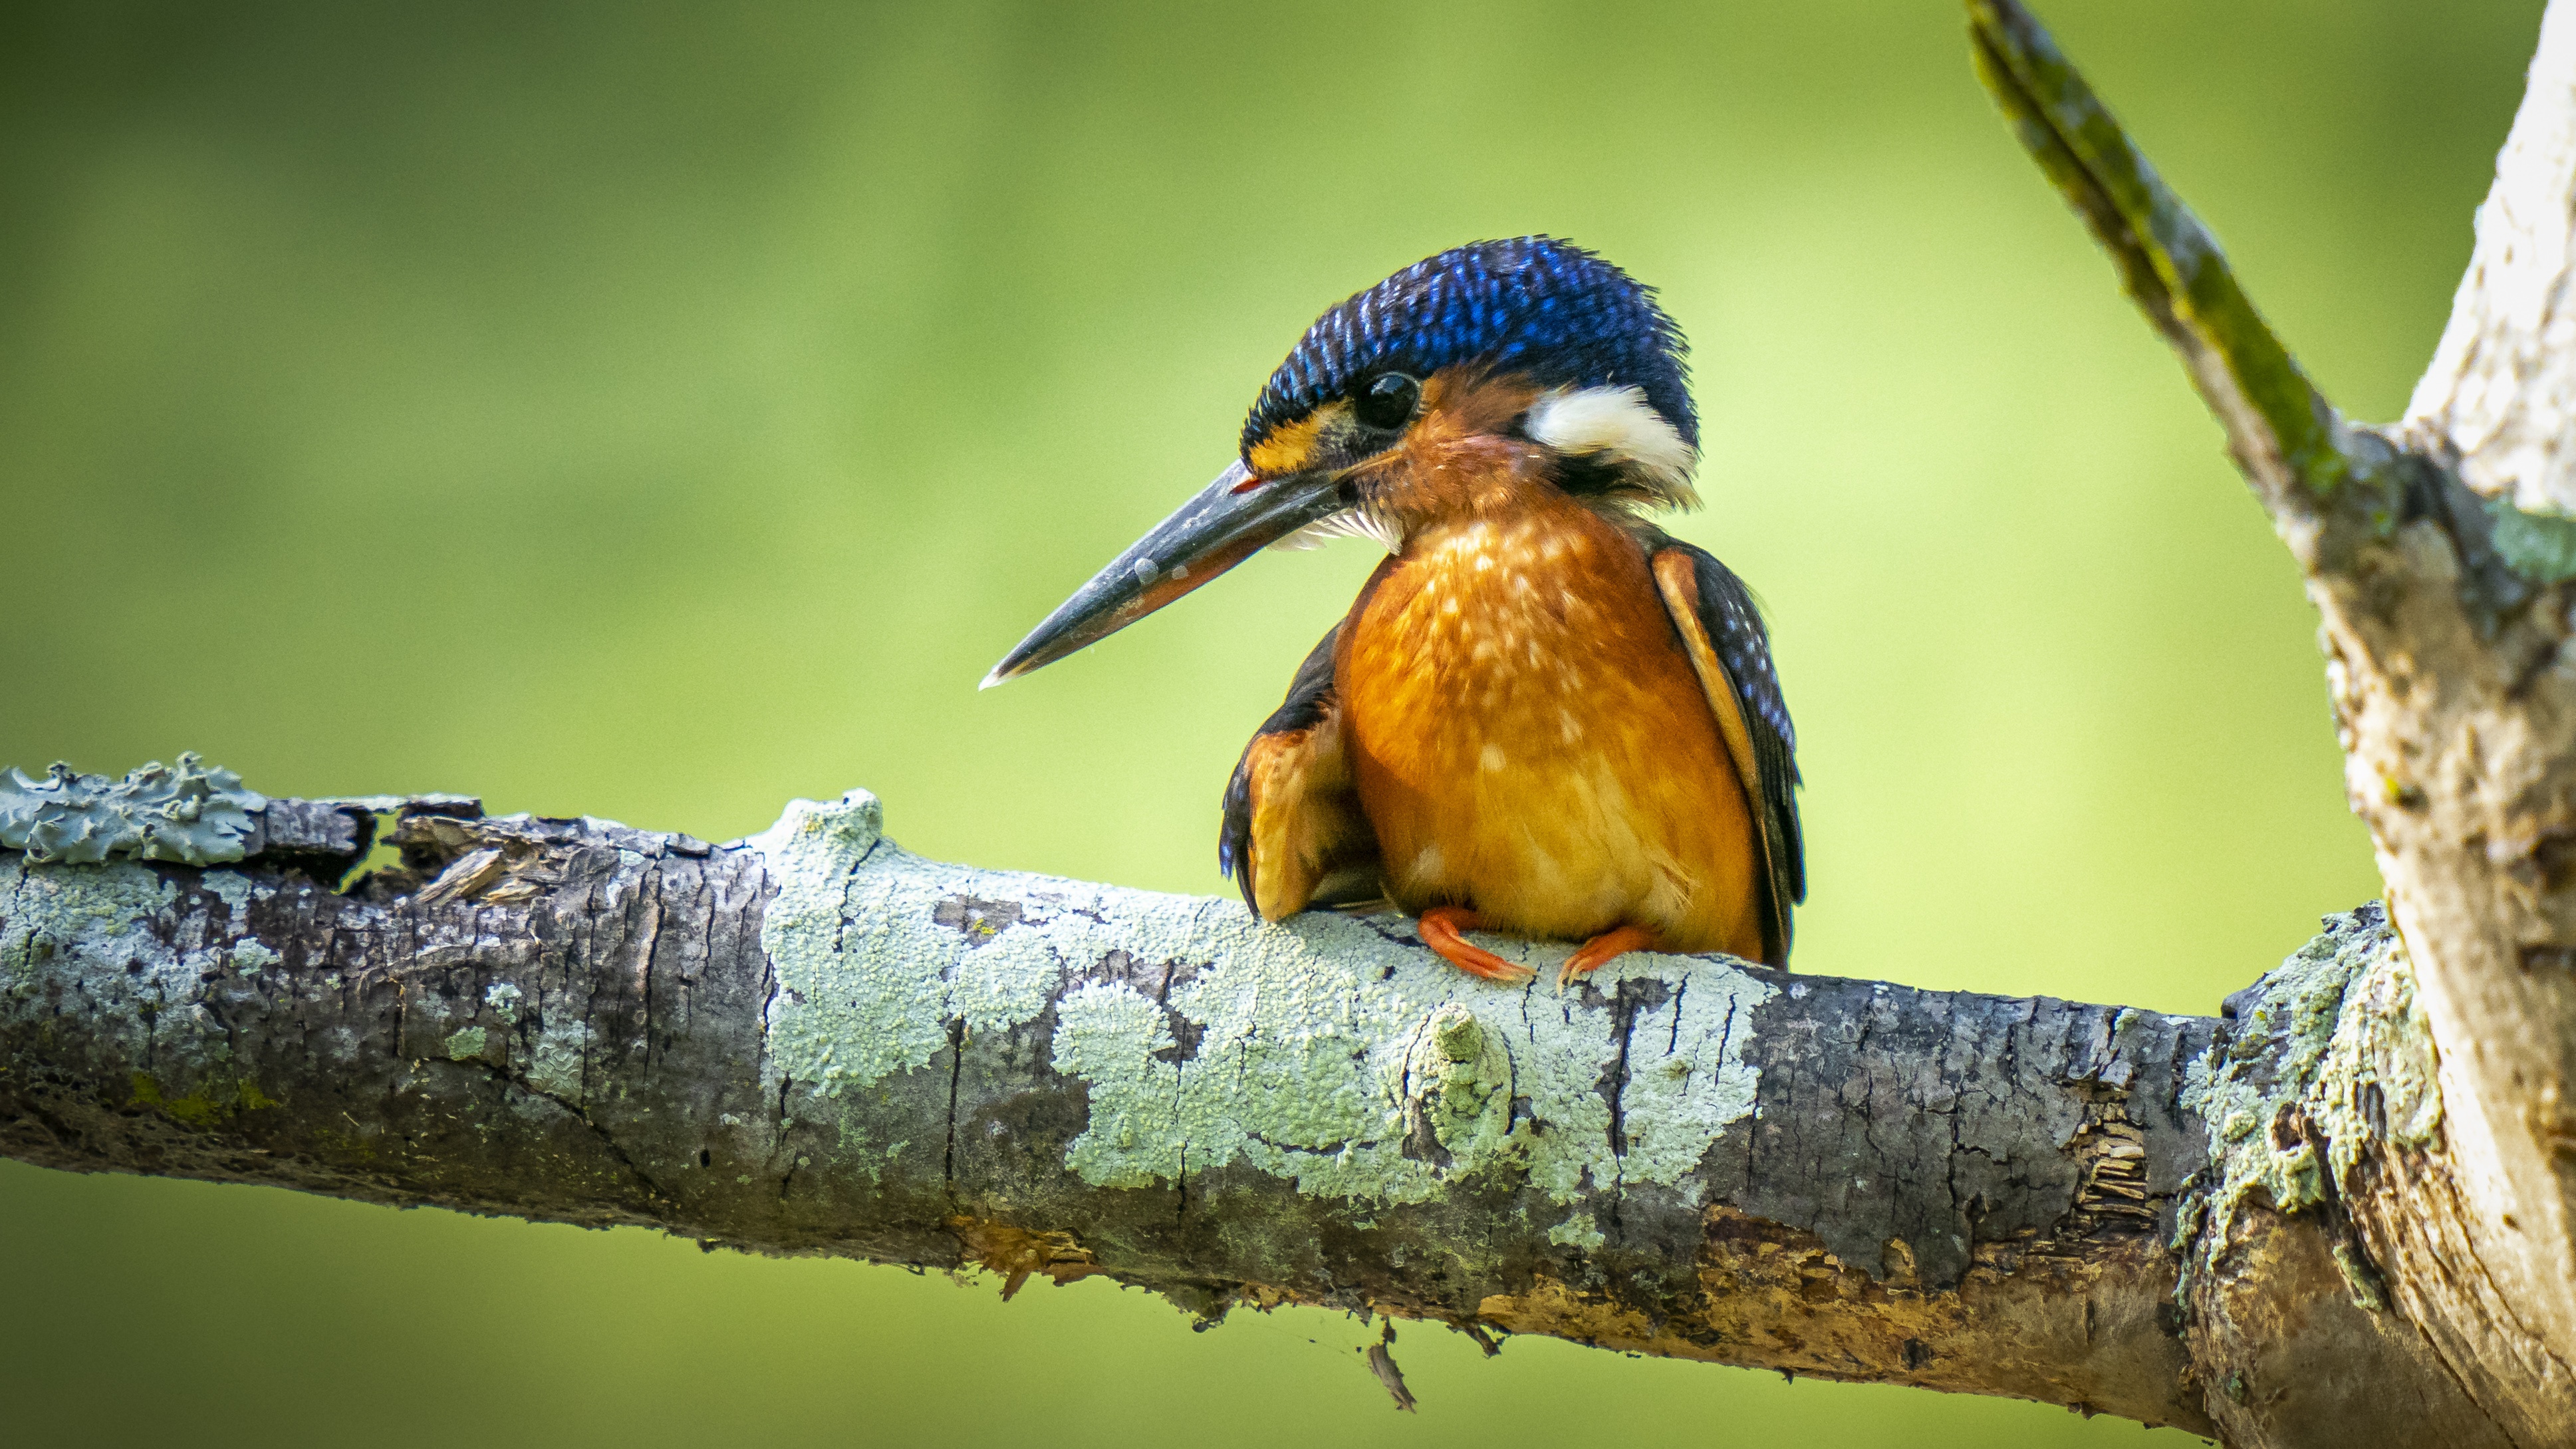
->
1556;926;1659;989
1417;907;1535;985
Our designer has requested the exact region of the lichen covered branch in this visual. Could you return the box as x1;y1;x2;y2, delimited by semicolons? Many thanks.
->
0;785;2246;1432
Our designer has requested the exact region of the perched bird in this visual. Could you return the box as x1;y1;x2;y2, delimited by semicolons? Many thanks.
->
985;237;1802;986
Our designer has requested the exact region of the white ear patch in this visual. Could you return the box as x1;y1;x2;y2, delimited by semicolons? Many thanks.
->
1525;385;1698;502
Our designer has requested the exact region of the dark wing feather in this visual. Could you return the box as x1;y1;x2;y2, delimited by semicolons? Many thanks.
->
1644;533;1805;964
1219;622;1380;917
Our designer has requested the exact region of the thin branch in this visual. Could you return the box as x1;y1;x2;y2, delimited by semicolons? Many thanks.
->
1968;0;2348;511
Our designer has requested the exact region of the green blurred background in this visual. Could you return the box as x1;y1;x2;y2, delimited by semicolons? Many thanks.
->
0;1;2542;1443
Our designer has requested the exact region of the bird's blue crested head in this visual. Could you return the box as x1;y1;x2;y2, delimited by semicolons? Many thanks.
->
1240;236;1696;465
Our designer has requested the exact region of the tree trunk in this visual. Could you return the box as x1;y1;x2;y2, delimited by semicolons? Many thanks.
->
6;3;2575;1444
1971;0;2576;1440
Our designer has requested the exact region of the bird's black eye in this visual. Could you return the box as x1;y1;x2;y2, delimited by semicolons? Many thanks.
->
1353;372;1420;432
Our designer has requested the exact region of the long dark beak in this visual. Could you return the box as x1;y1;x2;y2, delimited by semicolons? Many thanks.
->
981;460;1342;688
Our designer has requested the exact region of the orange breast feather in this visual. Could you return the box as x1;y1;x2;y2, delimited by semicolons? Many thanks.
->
1335;503;1763;958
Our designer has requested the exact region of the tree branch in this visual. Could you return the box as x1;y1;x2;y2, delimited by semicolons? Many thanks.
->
0;781;2312;1436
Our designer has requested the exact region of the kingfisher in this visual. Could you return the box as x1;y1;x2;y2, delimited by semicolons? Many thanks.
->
985;237;1803;986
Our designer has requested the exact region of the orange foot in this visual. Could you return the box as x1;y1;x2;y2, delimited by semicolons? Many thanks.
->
1417;907;1535;985
1558;925;1660;988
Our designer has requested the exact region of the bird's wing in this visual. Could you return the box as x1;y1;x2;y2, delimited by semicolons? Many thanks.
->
1646;539;1805;966
1219;622;1382;918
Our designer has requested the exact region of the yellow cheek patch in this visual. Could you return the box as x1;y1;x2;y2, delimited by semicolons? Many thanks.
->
1246;402;1345;477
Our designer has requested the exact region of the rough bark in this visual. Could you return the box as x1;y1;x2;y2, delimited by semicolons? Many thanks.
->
7;4;2576;1446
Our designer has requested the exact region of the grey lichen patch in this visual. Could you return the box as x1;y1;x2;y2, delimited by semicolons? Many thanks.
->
520;1012;592;1101
0;853;277;1099
747;789;1778;1207
2307;930;2444;1182
0;755;265;866
747;791;934;1094
2178;903;2441;1296
203;872;257;912
229;940;280;978
4;855;178;995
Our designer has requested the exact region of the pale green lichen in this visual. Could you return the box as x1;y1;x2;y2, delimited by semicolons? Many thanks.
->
483;982;524;1023
748;789;1779;1208
0;755;264;866
202;872;257;912
2177;904;2442;1303
2484;494;2576;585
5;855;176;988
0;851;293;1118
1053;982;1190;1190
520;1011;591;1099
1394;1002;1513;1164
1547;1210;1607;1250
128;1069;281;1126
445;1026;489;1061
